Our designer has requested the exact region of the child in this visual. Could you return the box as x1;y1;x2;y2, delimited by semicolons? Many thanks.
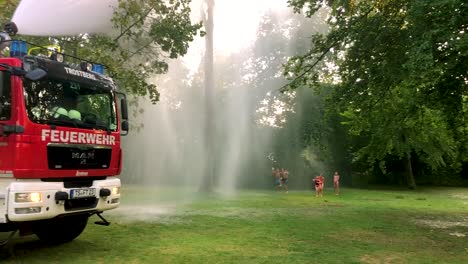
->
273;168;281;191
333;171;340;195
314;174;324;197
282;169;289;193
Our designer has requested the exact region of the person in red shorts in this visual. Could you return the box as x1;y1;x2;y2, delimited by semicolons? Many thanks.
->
319;173;325;195
333;171;340;195
314;173;324;197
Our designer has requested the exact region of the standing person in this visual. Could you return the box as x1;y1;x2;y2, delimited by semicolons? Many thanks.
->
279;168;284;190
272;167;275;184
333;171;340;195
282;169;289;193
273;168;281;191
314;173;324;197
272;168;277;190
319;173;325;195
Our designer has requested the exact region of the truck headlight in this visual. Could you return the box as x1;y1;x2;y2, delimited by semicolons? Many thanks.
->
111;187;120;195
15;192;42;203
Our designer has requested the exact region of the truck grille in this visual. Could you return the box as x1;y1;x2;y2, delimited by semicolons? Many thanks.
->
47;144;111;170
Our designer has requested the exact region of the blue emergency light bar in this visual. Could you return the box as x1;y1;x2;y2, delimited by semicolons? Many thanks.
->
92;64;104;74
10;40;27;58
7;38;107;75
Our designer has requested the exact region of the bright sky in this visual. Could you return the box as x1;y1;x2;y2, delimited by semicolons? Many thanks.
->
183;0;289;70
213;0;288;55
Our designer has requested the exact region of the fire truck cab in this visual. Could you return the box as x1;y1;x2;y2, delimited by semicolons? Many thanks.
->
0;39;128;244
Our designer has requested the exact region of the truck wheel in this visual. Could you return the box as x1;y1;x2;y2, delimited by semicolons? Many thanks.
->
34;214;89;244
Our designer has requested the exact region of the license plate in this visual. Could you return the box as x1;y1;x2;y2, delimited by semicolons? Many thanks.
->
70;188;96;199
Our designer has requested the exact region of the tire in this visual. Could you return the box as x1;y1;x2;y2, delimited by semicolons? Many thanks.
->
34;214;89;244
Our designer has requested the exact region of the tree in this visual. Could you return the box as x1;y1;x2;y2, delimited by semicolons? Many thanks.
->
0;0;203;103
284;0;468;187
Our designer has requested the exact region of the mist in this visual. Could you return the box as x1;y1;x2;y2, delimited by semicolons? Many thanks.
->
118;1;330;207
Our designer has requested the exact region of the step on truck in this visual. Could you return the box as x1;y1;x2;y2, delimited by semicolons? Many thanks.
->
0;26;129;245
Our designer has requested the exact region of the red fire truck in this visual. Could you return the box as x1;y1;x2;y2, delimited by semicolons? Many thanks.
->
0;27;128;244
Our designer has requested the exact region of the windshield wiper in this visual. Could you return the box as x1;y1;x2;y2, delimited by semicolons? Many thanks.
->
81;119;111;133
93;124;111;134
45;119;79;128
36;118;111;133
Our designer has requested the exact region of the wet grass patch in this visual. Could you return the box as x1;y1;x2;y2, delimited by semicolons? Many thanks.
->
1;187;467;263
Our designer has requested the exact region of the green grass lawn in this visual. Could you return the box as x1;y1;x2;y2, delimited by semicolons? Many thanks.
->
1;187;467;263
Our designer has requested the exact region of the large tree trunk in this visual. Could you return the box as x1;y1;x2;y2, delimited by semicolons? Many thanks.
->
200;0;215;192
405;154;416;189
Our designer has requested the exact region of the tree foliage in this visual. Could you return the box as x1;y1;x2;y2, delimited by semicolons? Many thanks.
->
284;0;468;186
0;0;203;103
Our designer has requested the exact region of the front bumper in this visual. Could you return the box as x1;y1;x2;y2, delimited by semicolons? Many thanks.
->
7;178;120;222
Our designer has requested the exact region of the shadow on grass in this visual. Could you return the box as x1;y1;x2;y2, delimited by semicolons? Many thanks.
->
0;236;98;262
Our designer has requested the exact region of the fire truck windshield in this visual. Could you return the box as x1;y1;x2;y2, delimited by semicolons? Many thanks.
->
23;78;117;132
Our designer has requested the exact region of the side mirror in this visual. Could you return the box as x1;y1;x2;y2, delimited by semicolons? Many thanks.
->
120;98;128;120
25;68;47;81
121;120;129;135
116;92;129;136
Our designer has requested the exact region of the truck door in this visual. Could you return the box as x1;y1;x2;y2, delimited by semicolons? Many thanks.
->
0;70;14;177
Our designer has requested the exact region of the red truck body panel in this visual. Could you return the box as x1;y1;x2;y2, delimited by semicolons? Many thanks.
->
0;57;122;180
